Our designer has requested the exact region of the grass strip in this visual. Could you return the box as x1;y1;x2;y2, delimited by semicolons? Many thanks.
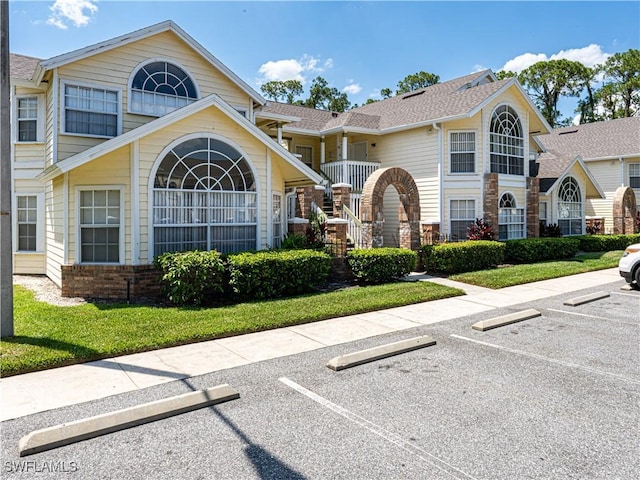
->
1;281;462;376
450;251;621;289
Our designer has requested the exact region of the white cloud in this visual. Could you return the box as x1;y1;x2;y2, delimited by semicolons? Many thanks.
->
257;54;332;85
501;53;548;73
501;44;611;73
47;0;98;30
343;83;362;95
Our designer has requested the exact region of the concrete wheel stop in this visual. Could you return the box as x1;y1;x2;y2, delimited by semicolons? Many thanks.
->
563;291;610;306
19;384;239;456
327;335;437;371
472;309;541;331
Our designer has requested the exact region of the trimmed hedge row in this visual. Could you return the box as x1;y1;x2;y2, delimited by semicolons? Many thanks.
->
346;248;417;284
421;241;505;274
228;250;332;300
576;234;640;252
504;237;580;264
155;249;332;306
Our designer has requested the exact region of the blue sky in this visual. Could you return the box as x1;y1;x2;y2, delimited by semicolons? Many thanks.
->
9;1;640;119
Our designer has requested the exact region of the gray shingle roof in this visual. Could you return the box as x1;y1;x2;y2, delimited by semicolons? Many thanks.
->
536;117;640;161
257;70;512;133
10;53;41;80
533;154;578;193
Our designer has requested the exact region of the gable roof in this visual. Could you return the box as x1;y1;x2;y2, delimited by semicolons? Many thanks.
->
19;20;265;104
536;117;640;161
38;93;322;185
257;70;551;135
533;154;604;198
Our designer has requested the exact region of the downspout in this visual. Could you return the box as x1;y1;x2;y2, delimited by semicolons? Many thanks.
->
620;157;624;187
266;148;272;250
432;122;442;229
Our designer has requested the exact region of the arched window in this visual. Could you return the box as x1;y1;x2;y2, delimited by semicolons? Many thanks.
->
498;192;524;240
130;61;198;116
490;105;524;175
153;137;257;255
558;176;582;235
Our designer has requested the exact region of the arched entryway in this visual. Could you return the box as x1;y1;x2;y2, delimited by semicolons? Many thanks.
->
360;167;421;249
613;186;638;234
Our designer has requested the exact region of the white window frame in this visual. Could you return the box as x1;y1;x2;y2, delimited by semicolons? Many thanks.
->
449;198;476;241
127;58;200;117
272;192;283;248
449;130;477;174
489;104;525;176
539;201;548;225
629;163;640;189
13;193;45;252
557;176;583;236
61;79;122;139
14;94;45;143
76;186;125;264
498;192;525;240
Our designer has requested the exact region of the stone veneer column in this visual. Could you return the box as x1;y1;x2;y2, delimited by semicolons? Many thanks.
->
526;177;540;238
288;217;309;236
296;185;324;219
483;173;499;230
332;183;351;218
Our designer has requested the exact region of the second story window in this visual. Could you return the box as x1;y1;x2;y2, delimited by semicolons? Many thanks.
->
490;105;524;176
130;61;198;116
17;97;39;142
63;83;119;137
450;131;476;173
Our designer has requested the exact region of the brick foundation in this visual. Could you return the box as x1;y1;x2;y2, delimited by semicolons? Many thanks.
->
61;264;162;301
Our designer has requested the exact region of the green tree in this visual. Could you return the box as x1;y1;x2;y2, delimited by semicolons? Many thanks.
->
396;71;440;95
304;76;351;112
380;87;393;99
517;59;588;127
260;80;304;103
495;70;517;80
599;49;640;118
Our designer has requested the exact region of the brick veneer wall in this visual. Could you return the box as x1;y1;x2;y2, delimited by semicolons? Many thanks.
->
61;265;162;301
483;173;498;230
526;177;540;238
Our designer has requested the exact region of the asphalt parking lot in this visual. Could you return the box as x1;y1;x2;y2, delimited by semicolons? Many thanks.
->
1;280;638;479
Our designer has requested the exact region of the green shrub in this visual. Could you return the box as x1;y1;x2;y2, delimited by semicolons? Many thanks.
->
280;233;307;250
576;233;640;252
421;241;504;274
346;248;417;284
504;237;580;263
227;249;332;300
154;250;226;306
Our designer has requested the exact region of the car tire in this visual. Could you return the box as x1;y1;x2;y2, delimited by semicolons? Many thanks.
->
635;266;640;287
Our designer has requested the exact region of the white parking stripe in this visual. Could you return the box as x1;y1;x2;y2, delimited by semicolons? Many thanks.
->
546;308;637;325
450;334;640;385
279;377;479;480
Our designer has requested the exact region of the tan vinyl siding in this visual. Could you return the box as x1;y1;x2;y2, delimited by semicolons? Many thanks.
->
66;145;131;264
45;177;65;287
443;116;482;176
370;128;440;223
443;189;480;237
55;30;254;162
13;253;46;274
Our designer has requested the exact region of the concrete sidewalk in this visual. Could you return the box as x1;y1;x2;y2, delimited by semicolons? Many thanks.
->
0;268;623;421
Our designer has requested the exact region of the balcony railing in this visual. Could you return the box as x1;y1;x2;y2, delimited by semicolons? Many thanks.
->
320;160;380;194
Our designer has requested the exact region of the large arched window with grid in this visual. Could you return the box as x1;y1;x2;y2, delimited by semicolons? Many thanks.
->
558;176;582;235
498;192;524;240
490;105;524;175
152;137;257;255
130;61;198;116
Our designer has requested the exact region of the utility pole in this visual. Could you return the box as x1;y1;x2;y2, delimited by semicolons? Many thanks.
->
0;0;14;337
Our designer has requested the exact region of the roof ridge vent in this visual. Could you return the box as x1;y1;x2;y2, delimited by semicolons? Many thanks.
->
402;90;425;100
558;129;578;135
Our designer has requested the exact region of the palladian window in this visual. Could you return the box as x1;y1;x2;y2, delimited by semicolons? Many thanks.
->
131;61;198;116
490;105;524;175
153;137;257;256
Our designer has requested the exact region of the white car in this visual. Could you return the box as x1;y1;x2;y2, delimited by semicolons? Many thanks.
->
619;243;640;287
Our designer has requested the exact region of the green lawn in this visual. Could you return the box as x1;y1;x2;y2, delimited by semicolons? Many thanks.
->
1;281;463;376
450;251;621;289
